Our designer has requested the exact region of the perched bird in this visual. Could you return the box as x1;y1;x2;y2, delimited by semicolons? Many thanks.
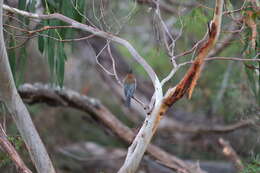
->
123;70;136;107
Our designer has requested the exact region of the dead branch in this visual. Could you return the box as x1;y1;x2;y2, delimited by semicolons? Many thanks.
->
58;142;236;173
18;83;201;173
218;138;244;172
159;117;257;134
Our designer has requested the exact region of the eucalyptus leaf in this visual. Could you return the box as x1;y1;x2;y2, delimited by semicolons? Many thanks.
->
38;35;45;53
8;37;16;82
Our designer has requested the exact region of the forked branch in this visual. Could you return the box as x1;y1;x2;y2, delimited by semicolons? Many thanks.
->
118;0;224;173
18;83;200;173
3;4;163;103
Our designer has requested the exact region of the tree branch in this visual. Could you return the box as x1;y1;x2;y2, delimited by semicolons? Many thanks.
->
18;83;202;173
2;4;163;103
218;138;244;172
118;1;224;172
159;117;257;134
0;125;32;173
207;56;260;62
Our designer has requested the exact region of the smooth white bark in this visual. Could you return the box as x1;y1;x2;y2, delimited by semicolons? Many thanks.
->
0;2;55;173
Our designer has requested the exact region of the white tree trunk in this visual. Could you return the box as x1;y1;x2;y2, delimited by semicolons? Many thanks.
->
0;2;55;173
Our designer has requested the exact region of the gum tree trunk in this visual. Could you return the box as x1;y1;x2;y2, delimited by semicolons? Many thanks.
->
0;2;55;173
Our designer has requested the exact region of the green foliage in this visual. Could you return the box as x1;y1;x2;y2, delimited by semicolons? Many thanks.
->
0;153;11;168
8;135;24;151
241;155;260;173
36;0;87;86
6;0;87;87
16;47;28;86
41;21;67;86
116;39;171;79
242;6;260;105
18;0;27;10
0;135;24;168
7;38;27;87
8;37;16;82
181;7;211;39
6;0;36;86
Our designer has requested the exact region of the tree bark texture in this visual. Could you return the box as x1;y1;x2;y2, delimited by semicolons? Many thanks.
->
0;2;55;173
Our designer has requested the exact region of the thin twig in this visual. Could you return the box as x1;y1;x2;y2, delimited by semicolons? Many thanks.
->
179;56;260;66
207;56;260;62
107;44;148;109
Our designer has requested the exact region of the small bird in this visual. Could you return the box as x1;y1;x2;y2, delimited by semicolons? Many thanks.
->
123;70;136;107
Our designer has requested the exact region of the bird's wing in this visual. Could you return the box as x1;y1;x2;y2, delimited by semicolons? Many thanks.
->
124;83;128;97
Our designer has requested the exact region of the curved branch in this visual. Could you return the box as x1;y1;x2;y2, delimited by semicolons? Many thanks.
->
3;4;163;103
18;83;200;173
118;1;224;173
160;117;257;133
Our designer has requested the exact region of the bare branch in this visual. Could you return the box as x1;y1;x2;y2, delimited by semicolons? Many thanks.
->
107;43;122;85
223;5;256;15
174;35;207;59
207;56;260;62
177;56;260;66
3;4;163;102
218;138;244;172
18;83;201;173
0;125;32;173
160;117;257;133
175;9;243;60
160;66;180;87
4;23;98;44
161;54;260;90
107;44;148;109
119;1;224;172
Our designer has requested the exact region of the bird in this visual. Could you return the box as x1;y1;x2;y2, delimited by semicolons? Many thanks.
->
123;70;136;107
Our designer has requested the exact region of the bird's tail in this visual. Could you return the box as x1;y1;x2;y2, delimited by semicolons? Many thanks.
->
125;96;131;107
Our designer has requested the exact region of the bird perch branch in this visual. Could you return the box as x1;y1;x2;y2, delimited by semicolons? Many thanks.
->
2;4;163;103
118;0;224;172
18;83;202;173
